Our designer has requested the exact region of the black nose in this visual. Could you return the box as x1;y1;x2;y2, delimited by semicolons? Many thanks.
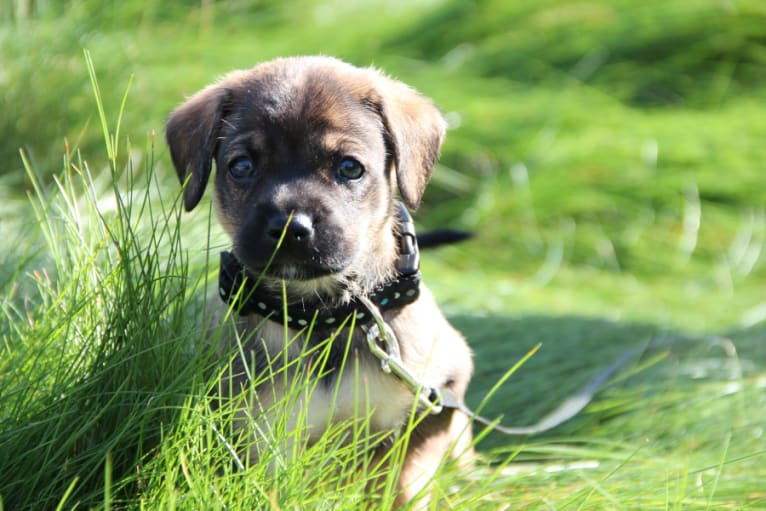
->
266;212;314;244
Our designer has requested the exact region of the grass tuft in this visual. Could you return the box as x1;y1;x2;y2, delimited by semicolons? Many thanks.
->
0;65;209;508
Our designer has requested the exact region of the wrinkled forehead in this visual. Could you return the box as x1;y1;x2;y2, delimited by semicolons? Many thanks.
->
222;63;384;144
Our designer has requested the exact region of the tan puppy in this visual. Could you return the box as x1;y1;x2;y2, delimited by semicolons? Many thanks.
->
166;56;473;505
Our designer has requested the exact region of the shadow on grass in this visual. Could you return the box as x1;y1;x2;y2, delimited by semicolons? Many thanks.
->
450;312;766;451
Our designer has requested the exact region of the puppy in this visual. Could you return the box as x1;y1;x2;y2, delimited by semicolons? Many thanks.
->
166;56;473;505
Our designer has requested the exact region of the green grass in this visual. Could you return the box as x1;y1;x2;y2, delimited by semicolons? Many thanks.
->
2;0;766;509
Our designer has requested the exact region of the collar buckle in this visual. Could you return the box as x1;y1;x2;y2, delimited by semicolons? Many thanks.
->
395;202;419;276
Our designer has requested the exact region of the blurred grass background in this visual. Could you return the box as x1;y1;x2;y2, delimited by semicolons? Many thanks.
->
3;0;766;328
2;0;766;509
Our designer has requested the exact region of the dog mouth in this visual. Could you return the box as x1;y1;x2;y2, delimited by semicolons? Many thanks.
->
262;262;341;281
232;235;353;283
236;252;350;282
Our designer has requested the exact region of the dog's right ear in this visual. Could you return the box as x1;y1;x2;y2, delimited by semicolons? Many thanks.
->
166;84;230;211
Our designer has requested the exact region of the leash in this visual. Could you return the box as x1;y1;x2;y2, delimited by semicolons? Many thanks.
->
359;295;640;436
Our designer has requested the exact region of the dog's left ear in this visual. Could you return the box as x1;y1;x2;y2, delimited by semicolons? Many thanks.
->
373;74;447;210
166;83;231;211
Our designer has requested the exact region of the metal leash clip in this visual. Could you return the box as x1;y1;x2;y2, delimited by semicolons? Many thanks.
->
359;296;443;415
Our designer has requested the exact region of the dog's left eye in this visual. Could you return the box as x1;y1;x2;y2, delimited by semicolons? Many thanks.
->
335;157;365;181
228;157;256;180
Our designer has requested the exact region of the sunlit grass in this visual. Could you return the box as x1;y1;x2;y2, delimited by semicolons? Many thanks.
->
2;0;766;509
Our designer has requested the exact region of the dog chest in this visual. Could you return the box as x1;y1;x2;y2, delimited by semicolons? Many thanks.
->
241;320;415;441
303;357;414;437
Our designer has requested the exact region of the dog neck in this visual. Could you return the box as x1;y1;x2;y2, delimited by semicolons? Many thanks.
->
217;202;421;331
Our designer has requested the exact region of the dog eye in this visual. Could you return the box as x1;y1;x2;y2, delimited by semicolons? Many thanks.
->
335;157;365;181
228;157;256;180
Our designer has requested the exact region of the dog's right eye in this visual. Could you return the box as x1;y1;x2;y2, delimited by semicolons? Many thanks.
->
228;157;256;181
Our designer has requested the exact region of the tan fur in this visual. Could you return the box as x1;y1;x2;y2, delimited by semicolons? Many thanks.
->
166;56;473;506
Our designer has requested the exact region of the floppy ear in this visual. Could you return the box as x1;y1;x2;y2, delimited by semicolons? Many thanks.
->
374;74;447;210
166;84;230;211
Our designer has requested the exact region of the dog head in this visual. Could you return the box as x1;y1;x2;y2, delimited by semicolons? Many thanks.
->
166;56;446;300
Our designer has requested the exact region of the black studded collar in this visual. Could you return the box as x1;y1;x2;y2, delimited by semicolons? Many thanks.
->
217;202;421;331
